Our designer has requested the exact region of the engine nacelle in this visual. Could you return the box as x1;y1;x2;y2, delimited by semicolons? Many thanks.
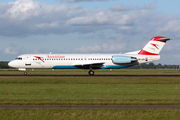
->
112;56;137;65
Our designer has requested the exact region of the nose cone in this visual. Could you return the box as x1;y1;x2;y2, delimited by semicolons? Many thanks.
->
8;61;13;67
8;61;18;68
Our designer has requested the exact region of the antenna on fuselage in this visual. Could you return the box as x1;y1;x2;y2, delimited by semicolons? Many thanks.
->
49;52;52;54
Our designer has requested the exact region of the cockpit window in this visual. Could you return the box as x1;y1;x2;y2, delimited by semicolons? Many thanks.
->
16;57;22;60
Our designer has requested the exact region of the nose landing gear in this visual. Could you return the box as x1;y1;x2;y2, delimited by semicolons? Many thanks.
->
24;71;27;75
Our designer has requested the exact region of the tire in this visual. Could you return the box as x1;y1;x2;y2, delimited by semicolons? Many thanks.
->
88;70;94;75
24;72;27;75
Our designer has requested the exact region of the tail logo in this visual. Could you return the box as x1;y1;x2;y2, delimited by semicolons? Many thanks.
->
150;43;159;49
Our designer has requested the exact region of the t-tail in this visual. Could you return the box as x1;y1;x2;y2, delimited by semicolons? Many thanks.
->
138;36;172;55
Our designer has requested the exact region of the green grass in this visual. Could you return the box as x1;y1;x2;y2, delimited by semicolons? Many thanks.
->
1;69;180;75
0;84;180;105
0;77;180;105
0;69;180;119
0;76;180;84
1;108;180;120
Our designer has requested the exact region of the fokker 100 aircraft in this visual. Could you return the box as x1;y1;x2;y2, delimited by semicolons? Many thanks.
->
8;36;172;75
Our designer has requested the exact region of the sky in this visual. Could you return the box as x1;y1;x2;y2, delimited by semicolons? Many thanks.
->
0;0;180;65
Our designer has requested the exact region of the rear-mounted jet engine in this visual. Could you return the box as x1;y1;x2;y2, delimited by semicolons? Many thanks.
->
112;56;138;65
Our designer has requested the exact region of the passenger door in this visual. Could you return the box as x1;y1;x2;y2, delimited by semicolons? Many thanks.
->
25;55;31;66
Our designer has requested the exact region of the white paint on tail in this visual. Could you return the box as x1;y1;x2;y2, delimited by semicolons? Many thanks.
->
138;36;171;55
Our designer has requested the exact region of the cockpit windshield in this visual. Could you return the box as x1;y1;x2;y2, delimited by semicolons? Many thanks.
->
16;57;22;60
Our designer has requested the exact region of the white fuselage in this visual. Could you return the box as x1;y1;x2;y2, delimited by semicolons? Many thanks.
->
8;54;160;70
8;36;171;75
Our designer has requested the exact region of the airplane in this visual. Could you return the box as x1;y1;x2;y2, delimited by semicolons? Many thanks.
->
8;36;172;75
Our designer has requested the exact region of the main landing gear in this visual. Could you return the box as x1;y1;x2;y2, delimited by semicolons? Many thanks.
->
88;65;94;75
88;70;94;75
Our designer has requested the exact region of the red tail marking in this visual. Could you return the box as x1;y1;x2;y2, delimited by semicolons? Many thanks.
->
150;36;167;43
150;43;159;49
138;50;158;55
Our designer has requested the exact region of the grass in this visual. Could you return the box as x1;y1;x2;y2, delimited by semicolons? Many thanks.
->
0;69;180;75
0;76;180;84
1;108;180;120
0;76;180;105
0;69;180;119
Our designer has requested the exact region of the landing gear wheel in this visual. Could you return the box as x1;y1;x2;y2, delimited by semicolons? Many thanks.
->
24;72;27;75
88;70;94;76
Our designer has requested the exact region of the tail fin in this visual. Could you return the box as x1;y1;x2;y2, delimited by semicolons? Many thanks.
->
138;36;172;55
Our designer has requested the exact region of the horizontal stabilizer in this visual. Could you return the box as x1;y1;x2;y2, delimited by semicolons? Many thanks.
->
156;38;172;42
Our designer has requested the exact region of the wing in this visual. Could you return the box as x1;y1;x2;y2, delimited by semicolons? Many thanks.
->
74;62;105;69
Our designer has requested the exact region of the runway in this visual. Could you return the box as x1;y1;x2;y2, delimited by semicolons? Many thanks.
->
1;105;180;109
0;75;180;77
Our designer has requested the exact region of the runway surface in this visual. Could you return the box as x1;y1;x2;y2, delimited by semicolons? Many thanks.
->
0;75;180;77
1;105;180;109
